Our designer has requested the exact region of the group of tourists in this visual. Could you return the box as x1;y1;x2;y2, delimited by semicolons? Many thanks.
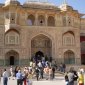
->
0;59;85;85
65;67;84;85
0;60;56;85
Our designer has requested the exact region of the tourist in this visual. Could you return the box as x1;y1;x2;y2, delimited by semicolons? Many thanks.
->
44;66;49;80
35;67;39;81
67;67;75;85
28;66;32;73
2;69;9;85
27;72;32;85
65;72;69;85
14;66;18;77
73;70;78;85
30;61;33;67
9;66;14;80
0;69;2;83
78;70;84;85
38;61;42;69
59;63;63;72
39;67;43;79
23;71;27;85
52;66;55;79
16;70;23;85
62;63;66;73
49;67;52;80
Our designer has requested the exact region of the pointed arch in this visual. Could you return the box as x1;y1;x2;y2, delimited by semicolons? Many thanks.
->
31;34;52;61
63;16;66;26
63;31;74;36
5;30;20;45
63;31;75;46
27;14;35;26
38;15;45;26
5;50;19;65
67;17;72;26
5;29;20;34
64;50;75;64
47;16;55;26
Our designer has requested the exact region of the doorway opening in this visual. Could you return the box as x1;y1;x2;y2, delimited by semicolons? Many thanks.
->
10;56;14;65
35;51;44;61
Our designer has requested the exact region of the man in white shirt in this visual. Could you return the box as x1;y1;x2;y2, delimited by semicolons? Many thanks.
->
3;69;9;85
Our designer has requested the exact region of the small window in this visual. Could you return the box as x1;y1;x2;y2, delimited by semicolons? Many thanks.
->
48;16;55;26
63;16;66;26
38;15;45;26
10;13;15;24
27;15;35;26
68;17;71;26
5;31;19;45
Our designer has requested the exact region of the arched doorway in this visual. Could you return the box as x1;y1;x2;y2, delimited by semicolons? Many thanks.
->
35;51;44;61
5;50;19;66
64;50;75;64
10;56;14;65
31;34;52;62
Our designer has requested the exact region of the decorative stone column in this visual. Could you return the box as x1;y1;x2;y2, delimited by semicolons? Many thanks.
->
55;14;57;27
75;30;81;65
45;14;48;26
35;13;38;26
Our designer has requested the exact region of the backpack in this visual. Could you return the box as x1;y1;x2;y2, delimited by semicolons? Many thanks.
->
65;74;69;81
73;71;78;81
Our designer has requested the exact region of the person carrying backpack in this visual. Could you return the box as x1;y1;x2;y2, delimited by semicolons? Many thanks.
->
65;72;69;85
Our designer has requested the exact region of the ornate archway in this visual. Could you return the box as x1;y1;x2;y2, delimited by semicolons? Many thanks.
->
5;50;19;66
64;50;75;64
31;34;52;61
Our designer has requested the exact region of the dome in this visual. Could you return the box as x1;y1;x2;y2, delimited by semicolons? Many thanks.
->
5;0;20;6
23;1;58;10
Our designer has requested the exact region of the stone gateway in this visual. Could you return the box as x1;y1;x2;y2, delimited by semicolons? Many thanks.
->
0;0;85;66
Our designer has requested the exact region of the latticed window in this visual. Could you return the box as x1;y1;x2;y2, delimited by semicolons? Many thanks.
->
27;14;35;26
47;16;55;26
5;31;19;45
9;36;15;44
64;50;75;64
63;32;75;46
5;13;9;19
63;16;66;26
10;13;16;24
68;17;71;26
38;15;45;26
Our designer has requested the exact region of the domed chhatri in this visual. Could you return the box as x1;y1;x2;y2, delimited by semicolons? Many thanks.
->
23;0;57;9
24;0;52;5
5;0;20;5
26;0;48;3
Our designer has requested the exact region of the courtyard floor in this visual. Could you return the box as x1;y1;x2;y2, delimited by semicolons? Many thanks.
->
0;76;65;85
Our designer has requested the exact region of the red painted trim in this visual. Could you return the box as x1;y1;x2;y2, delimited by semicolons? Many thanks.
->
80;36;85;42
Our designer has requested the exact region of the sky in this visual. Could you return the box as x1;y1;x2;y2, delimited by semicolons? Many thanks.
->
0;0;85;14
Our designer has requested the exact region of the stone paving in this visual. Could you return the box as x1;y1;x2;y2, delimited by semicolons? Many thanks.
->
0;76;65;85
2;73;85;85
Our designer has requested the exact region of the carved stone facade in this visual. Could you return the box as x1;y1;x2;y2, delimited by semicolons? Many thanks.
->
0;0;85;66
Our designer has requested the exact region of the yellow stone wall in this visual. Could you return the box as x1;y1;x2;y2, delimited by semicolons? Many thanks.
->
0;2;84;65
